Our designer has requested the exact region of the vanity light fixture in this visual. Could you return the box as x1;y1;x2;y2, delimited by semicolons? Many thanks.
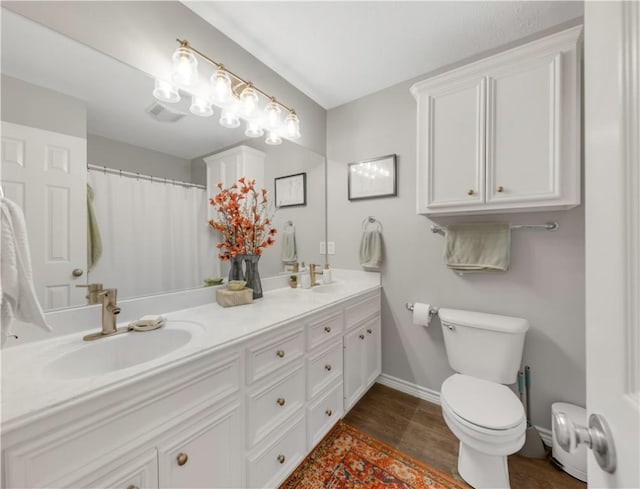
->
153;38;302;145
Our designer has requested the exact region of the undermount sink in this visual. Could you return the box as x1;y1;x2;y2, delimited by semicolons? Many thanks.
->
48;321;202;379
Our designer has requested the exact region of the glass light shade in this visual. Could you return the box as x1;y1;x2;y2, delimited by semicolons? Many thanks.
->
265;130;282;145
171;46;198;86
189;95;213;117
264;101;282;130
284;111;301;139
211;69;232;104
240;85;259;118
152;79;180;103
219;109;240;129
245;121;264;138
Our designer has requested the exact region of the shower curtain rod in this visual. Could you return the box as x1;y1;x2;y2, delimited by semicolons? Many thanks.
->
87;164;206;190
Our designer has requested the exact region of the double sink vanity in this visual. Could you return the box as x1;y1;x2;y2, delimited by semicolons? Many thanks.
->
1;270;381;489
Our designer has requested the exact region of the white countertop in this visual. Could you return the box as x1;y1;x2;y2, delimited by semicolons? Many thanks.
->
1;270;380;432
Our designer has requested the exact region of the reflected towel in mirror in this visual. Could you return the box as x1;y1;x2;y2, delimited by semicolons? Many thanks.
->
281;227;297;264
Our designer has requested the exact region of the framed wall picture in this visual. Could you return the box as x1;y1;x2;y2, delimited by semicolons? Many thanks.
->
275;172;307;207
348;154;397;201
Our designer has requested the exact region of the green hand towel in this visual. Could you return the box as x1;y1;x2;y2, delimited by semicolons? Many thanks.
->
281;228;297;263
359;230;382;269
443;223;510;272
87;184;102;271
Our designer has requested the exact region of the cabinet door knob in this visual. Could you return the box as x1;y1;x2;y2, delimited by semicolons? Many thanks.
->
367;329;372;334
277;454;286;464
276;350;285;358
497;186;505;193
325;364;332;371
177;452;189;466
277;397;286;406
127;486;139;489
326;409;333;417
324;326;331;333
359;334;365;340
467;189;475;196
72;268;84;277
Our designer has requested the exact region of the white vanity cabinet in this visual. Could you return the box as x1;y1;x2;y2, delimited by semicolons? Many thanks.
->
1;285;381;489
411;26;581;216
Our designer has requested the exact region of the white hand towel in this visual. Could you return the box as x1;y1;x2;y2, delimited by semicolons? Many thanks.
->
1;197;51;344
359;229;383;269
281;227;297;264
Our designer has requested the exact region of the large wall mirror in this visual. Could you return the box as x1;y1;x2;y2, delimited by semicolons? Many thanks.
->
0;8;327;311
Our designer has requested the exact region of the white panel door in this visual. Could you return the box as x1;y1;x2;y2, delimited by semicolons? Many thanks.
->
1;121;87;310
418;76;486;210
158;401;244;488
343;326;365;411
584;2;640;487
363;316;381;387
486;54;561;204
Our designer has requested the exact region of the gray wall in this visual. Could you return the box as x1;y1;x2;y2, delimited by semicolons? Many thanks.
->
1;74;86;137
193;140;326;278
326;80;585;432
88;134;192;182
3;1;327;157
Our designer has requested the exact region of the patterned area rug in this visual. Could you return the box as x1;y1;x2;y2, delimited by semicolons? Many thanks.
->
280;421;466;489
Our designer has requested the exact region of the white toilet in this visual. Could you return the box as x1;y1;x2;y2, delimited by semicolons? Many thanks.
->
438;308;530;489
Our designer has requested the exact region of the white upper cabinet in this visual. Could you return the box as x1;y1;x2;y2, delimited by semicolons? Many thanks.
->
411;26;582;216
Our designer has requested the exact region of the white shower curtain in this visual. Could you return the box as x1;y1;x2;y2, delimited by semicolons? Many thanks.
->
88;170;217;300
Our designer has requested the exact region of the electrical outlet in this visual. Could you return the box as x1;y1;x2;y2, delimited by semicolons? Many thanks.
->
327;241;335;255
320;241;326;254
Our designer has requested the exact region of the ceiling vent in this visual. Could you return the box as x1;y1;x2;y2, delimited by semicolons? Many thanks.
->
145;101;187;123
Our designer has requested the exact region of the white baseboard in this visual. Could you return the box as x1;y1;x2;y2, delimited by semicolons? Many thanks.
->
375;373;553;447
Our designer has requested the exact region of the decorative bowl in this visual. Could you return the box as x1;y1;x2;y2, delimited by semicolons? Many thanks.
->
204;277;224;286
227;280;247;291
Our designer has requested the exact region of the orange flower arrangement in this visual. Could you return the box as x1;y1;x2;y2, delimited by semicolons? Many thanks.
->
208;177;277;260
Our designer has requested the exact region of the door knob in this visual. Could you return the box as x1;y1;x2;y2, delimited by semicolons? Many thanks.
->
324;326;331;333
467;189;475;196
176;452;189;466
276;350;285;358
277;454;286;464
276;397;285;406
325;364;332;371
497;185;505;193
553;412;616;473
359;334;365;340
72;268;84;277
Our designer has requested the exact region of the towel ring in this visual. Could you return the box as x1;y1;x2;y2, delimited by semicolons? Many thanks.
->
362;216;382;232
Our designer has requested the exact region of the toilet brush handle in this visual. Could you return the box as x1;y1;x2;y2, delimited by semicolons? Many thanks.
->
525;366;532;425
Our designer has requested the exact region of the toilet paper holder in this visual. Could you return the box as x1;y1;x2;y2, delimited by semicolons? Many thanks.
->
405;303;439;317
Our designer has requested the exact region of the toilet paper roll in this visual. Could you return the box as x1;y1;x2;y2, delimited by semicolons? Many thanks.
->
412;303;432;326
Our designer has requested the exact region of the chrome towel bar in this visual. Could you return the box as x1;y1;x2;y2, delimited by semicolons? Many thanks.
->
430;221;559;235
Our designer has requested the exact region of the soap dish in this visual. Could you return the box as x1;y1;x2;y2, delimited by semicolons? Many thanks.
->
227;280;247;291
204;277;224;286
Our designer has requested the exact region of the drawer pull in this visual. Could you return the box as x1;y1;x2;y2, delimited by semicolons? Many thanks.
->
467;189;475;196
497;185;505;193
177;452;189;466
325;364;332;372
276;350;285;358
127;486;139;489
359;334;365;340
277;454;286;464
367;328;372;334
277;397;286;406
326;409;333;417
324;326;332;333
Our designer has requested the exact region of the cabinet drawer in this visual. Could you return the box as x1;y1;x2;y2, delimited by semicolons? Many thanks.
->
247;414;306;489
247;363;305;448
246;327;304;384
67;447;158;489
307;311;343;350
345;293;380;329
307;340;343;400
307;383;343;448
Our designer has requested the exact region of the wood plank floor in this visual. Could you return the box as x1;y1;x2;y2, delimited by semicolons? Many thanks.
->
343;383;586;489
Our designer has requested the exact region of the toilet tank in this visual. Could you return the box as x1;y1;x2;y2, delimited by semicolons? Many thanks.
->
439;308;529;384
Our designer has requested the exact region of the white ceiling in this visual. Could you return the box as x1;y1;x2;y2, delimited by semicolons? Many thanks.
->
184;1;583;109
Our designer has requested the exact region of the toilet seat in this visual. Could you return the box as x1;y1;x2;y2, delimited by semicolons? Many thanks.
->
441;374;525;432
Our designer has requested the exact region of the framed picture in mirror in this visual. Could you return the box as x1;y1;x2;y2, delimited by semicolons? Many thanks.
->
275;172;307;207
348;154;397;201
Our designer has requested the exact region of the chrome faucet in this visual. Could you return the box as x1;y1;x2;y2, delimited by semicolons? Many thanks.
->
309;264;324;286
83;288;124;341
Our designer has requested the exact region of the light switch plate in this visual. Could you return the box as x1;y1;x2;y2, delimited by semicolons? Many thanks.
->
327;242;335;255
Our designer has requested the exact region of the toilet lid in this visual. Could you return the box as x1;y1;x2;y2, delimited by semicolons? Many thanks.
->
441;374;525;430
